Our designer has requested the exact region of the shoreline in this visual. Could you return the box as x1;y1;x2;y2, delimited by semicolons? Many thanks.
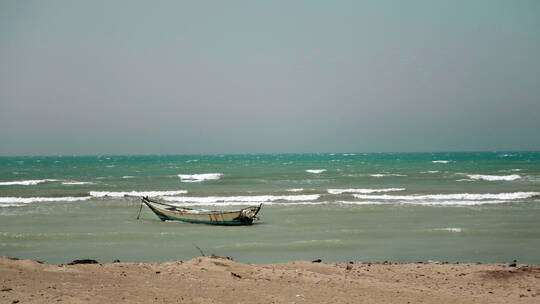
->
1;256;538;304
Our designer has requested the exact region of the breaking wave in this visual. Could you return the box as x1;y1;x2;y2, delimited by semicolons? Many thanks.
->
352;192;538;201
90;190;188;198
0;179;58;186
369;174;407;177
287;188;304;192
162;194;320;204
306;169;326;174
466;174;521;181
433;228;463;233
178;173;223;182
327;188;405;194
163;201;325;207
62;181;95;185
432;160;451;164
420;171;439;174
349;192;539;205
0;196;91;206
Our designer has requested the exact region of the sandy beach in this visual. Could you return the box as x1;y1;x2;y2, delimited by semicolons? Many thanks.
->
1;256;538;304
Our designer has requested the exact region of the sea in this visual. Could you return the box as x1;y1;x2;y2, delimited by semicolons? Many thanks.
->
1;152;539;264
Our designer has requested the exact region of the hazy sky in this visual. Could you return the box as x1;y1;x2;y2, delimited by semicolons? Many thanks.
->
1;0;539;155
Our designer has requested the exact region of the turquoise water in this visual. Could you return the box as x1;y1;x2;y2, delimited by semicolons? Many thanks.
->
0;152;539;264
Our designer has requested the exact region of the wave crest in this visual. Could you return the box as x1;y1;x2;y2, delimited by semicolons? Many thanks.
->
352;192;538;201
0;196;91;206
178;173;223;182
90;190;188;198
162;194;320;204
327;188;405;194
62;181;95;185
369;174;407;177
0;179;58;186
467;174;521;181
349;192;539;205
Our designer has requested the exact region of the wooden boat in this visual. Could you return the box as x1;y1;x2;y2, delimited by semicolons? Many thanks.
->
140;196;262;226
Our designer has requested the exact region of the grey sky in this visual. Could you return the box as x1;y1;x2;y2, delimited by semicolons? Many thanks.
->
1;0;539;155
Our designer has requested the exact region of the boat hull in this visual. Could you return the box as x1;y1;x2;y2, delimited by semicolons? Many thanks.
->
142;199;259;226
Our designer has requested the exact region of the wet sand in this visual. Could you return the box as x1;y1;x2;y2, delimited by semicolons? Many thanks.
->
1;256;539;303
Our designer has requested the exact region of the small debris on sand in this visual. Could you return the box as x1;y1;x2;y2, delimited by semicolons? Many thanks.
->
67;259;99;265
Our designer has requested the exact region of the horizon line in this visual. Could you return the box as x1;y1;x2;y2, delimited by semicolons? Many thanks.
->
0;150;539;157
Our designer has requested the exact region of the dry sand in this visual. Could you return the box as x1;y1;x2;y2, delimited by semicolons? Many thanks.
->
1;256;539;304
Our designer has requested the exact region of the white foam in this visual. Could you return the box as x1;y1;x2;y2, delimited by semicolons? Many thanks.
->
0;203;25;208
420;171;439;174
352;192;538;201
369;174;407;177
287;188;304;192
336;201;389;205
178;173;223;182
434;228;462;233
0;196;91;205
90;190;188;198
466;174;521;181
343;199;519;206
122;176;135;179
62;181;95;185
0;179;58;186
327;188;405;195
162;194;320;204
306;169;326;174
432;160;450;164
164;201;325;207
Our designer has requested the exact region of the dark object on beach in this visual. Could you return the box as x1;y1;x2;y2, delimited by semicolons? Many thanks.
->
68;259;99;265
140;197;262;226
509;260;517;267
346;264;353;271
231;272;242;279
1;287;13;292
113;259;121;263
312;259;322;263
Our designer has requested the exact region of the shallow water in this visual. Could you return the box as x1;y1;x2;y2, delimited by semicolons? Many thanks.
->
1;152;539;263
